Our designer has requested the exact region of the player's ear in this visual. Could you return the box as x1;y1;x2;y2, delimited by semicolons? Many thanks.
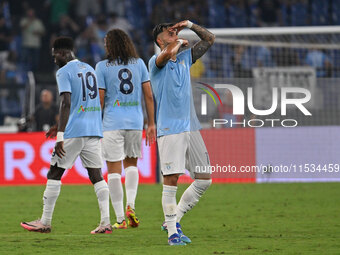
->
156;37;162;47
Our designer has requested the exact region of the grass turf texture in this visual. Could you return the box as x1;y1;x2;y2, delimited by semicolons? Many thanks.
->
1;183;340;254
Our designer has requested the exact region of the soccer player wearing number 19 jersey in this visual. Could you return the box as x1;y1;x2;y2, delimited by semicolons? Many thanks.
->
20;37;111;234
95;29;156;229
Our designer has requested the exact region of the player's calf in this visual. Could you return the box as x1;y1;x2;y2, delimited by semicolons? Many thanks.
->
176;179;212;223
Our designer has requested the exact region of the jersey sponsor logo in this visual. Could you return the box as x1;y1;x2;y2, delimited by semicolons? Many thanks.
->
113;100;120;107
78;105;85;113
113;100;139;108
77;105;101;113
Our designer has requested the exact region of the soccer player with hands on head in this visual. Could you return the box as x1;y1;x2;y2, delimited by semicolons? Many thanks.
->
149;20;215;245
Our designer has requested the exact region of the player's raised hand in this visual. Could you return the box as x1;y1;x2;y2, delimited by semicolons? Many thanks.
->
177;39;189;47
55;141;66;158
146;124;156;146
46;125;58;138
170;20;190;34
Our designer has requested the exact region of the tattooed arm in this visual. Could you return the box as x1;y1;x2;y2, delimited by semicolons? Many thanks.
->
170;20;215;63
190;23;215;63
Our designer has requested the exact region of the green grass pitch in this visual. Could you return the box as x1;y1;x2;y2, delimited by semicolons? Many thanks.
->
1;183;340;254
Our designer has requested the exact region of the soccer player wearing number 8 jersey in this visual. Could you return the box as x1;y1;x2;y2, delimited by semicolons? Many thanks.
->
95;29;156;229
20;37;112;234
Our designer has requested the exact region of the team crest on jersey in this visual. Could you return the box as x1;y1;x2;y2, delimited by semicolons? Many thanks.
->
179;60;186;68
165;162;173;170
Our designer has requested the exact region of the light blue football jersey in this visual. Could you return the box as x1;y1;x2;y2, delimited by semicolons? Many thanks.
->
95;58;149;131
56;59;103;139
149;49;201;137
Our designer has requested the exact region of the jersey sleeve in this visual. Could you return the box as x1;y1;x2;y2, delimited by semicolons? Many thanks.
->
139;59;150;83
56;69;71;94
178;49;193;67
148;55;160;75
95;62;106;90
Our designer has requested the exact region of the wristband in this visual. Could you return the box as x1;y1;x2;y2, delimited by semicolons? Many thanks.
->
187;20;193;29
177;39;184;45
56;132;64;142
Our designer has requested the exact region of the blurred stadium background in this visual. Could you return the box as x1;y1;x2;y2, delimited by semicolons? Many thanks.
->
0;0;339;184
1;1;340;254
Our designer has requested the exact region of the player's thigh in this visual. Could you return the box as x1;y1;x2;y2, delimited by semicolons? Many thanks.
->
124;130;142;159
158;132;188;176
102;130;125;162
50;138;83;170
80;137;103;168
186;131;211;179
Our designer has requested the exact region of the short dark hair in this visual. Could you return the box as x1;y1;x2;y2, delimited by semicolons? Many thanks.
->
53;36;74;51
152;23;174;47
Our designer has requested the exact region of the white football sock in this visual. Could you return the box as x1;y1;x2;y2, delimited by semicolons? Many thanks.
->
108;173;125;223
176;179;212;223
41;179;61;225
94;180;110;226
162;184;178;237
125;166;139;209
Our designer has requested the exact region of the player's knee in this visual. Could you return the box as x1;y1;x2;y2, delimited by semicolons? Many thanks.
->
193;179;212;195
106;161;122;174
163;174;179;186
47;164;65;180
87;168;104;184
123;157;138;168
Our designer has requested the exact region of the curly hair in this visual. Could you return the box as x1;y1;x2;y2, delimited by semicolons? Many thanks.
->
105;29;139;65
